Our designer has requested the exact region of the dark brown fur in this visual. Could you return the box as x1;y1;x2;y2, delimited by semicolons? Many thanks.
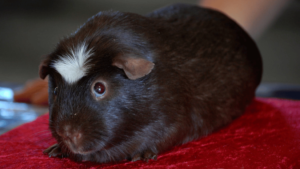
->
41;3;262;163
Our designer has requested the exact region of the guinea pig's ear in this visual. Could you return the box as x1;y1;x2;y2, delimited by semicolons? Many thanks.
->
39;56;51;79
112;55;154;80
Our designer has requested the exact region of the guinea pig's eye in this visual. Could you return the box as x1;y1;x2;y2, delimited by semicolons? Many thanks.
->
93;82;106;96
53;87;58;95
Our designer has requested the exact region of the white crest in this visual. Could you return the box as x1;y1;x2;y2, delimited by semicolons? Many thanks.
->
52;43;93;84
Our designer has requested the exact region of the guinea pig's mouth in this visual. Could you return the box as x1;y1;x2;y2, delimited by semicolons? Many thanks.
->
66;144;95;155
72;149;95;155
64;140;102;155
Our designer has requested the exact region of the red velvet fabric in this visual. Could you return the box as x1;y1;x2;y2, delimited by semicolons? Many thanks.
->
1;98;300;168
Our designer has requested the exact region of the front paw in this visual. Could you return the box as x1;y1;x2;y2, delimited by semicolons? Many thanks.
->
131;150;158;162
43;143;68;158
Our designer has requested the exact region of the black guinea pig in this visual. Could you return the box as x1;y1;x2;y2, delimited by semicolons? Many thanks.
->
40;3;262;163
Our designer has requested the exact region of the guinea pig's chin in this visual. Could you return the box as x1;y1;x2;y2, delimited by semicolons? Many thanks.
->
67;145;97;155
72;149;95;155
66;143;103;156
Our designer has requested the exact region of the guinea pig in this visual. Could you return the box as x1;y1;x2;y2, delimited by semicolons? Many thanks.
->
40;3;262;163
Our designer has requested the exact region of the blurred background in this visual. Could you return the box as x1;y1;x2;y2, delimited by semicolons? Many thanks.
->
0;0;299;89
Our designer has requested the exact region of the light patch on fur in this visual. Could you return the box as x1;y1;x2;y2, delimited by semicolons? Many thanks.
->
52;43;93;84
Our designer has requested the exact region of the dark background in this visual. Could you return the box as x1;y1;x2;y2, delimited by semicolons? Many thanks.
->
0;0;299;85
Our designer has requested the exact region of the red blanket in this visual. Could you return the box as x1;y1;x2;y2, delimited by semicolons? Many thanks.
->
1;98;300;169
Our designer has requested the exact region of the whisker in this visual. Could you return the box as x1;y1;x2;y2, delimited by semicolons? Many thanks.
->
104;149;113;162
39;137;55;142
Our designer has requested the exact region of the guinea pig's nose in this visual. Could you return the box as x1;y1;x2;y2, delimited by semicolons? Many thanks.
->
67;131;82;145
59;125;82;145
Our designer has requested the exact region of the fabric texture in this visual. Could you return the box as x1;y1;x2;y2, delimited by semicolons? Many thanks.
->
1;98;300;169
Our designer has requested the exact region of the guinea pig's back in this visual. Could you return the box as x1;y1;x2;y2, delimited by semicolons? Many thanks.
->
148;4;261;78
147;4;262;134
148;3;262;98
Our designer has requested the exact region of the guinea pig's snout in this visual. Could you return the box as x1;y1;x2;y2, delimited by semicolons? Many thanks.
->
57;125;83;153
